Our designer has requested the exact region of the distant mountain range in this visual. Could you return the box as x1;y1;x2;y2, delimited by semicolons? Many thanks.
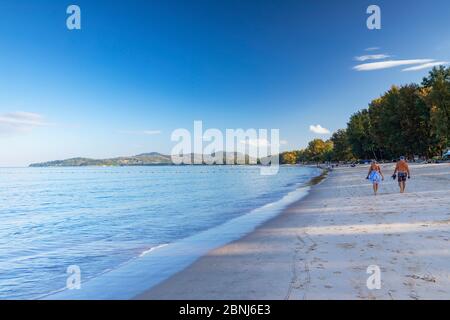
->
29;152;260;167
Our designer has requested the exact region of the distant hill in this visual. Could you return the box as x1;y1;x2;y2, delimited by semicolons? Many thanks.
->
29;153;173;167
29;152;260;167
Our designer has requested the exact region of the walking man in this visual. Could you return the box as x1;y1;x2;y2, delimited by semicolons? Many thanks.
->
393;156;411;193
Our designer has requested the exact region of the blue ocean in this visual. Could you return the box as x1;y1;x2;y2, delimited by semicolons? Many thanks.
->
0;166;319;299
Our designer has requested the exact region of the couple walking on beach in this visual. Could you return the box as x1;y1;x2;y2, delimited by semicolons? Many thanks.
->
366;156;411;195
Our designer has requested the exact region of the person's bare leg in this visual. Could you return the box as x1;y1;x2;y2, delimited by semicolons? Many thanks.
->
374;183;378;195
400;181;405;193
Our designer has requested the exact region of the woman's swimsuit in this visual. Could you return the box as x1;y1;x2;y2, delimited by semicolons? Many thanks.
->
369;170;382;184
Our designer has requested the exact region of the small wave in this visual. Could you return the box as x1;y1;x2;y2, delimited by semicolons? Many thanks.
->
139;244;168;257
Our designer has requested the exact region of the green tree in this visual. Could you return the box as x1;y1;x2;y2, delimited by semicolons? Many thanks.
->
368;87;401;159
346;109;377;159
422;66;450;152
397;84;432;158
368;85;432;159
305;139;333;163
330;129;354;161
295;149;308;163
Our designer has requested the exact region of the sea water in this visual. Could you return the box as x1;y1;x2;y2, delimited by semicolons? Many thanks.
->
0;165;320;299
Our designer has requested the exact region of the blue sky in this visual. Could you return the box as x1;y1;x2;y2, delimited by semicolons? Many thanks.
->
0;0;449;166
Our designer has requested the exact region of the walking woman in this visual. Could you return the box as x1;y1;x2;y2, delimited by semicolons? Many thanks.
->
366;160;384;195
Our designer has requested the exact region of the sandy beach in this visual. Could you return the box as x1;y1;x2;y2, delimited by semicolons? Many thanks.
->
136;163;450;300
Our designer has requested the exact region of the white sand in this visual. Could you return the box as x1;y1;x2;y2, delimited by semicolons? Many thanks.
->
136;163;450;300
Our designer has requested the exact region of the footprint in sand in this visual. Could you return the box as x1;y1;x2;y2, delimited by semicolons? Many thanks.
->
406;274;436;283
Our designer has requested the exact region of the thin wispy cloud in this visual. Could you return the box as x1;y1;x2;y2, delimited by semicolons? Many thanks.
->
309;125;330;135
141;130;162;135
353;59;434;71
0;112;48;134
365;47;381;51
402;61;449;71
119;130;162;135
355;54;390;62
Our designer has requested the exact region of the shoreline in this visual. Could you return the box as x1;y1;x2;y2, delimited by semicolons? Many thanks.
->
43;166;320;300
136;163;450;300
134;167;328;300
